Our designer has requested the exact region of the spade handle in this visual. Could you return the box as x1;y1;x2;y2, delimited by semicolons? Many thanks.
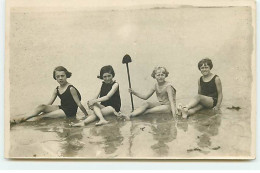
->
126;63;134;111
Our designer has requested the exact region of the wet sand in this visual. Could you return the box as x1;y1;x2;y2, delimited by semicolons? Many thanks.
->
9;103;252;159
7;7;254;159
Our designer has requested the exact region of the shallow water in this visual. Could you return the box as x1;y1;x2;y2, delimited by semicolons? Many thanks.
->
9;105;252;158
8;7;253;159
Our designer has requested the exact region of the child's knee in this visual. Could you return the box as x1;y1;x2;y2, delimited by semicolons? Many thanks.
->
37;104;47;111
87;114;97;120
142;102;150;108
92;103;100;107
195;94;203;100
92;104;101;110
107;106;116;112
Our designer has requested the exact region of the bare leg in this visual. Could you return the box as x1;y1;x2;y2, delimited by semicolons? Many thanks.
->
11;105;60;123
130;102;150;117
123;102;161;120
185;95;201;110
95;106;119;126
186;95;214;109
38;109;66;119
92;105;108;126
182;95;213;118
143;105;171;115
188;104;204;115
182;104;204;118
70;114;97;127
71;105;118;127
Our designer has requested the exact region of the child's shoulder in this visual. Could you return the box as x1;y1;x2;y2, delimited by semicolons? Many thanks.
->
113;80;119;84
214;75;221;82
109;80;119;86
165;81;176;91
67;84;76;88
211;74;220;81
165;81;174;87
156;81;175;90
68;84;77;89
200;74;219;80
113;81;119;86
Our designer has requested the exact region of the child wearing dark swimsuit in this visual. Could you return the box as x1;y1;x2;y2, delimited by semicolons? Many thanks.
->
71;65;121;127
200;75;219;107
57;85;82;117
179;58;223;118
11;66;88;123
99;81;121;112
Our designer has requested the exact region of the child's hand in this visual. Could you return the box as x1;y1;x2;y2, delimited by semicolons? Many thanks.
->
87;101;93;110
128;88;135;95
88;99;96;107
213;106;221;113
212;106;220;111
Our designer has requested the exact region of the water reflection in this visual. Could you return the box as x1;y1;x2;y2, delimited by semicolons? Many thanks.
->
34;118;84;157
89;120;124;155
150;121;177;156
188;110;222;153
10;110;222;158
58;127;84;157
129;114;177;157
177;118;189;132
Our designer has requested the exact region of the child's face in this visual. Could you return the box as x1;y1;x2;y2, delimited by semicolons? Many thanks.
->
55;71;67;85
199;63;211;76
155;69;166;83
102;72;113;84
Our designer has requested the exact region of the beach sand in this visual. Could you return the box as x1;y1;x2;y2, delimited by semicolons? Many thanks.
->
7;6;254;159
9;104;252;159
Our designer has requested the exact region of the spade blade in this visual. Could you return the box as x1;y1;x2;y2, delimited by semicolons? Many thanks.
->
122;54;132;64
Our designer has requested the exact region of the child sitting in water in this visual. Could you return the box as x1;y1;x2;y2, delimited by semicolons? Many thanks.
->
123;66;177;119
11;66;89;123
178;58;223;118
71;65;121;127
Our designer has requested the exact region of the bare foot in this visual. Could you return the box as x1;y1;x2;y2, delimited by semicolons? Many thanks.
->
70;121;85;127
122;114;131;121
79;116;87;120
176;103;183;116
95;120;109;126
10;116;26;124
181;106;189;119
114;111;122;117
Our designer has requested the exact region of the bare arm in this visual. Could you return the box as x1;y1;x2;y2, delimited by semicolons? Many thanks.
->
94;87;101;99
214;77;223;110
166;86;176;117
130;86;155;100
88;83;119;105
70;87;88;116
198;78;201;94
46;89;58;105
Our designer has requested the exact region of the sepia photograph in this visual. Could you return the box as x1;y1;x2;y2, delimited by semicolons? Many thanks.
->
5;0;256;159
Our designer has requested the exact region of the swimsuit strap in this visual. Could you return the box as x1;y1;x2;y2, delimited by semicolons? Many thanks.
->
166;82;176;92
200;75;218;83
102;81;116;84
156;82;176;91
56;86;59;95
56;85;73;95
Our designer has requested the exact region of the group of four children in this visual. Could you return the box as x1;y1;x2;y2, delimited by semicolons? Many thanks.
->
11;58;223;126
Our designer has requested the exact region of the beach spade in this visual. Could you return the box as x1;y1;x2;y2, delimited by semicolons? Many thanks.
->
122;54;134;111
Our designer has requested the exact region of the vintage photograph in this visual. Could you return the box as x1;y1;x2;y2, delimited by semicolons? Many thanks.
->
5;0;256;159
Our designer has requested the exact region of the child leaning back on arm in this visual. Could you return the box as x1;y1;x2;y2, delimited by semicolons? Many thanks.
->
123;66;177;120
178;58;223;118
11;66;88;124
